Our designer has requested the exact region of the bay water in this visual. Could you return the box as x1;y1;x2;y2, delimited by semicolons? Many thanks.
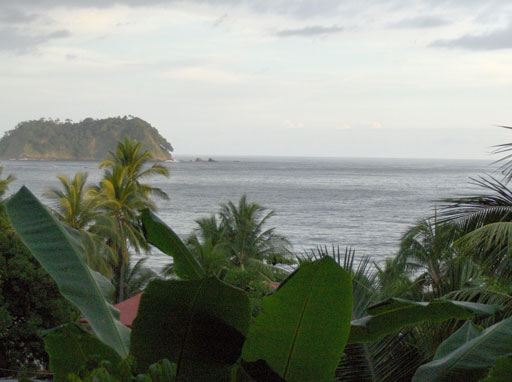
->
2;156;495;271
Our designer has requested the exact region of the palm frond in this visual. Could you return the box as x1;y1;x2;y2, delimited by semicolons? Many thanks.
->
439;176;512;229
124;257;159;298
336;330;423;382
444;283;512;327
492;126;512;182
0;165;15;199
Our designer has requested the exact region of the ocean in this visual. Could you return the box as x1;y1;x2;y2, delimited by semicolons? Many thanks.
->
2;156;495;271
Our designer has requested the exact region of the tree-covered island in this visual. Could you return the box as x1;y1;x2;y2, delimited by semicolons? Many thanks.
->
0;117;174;161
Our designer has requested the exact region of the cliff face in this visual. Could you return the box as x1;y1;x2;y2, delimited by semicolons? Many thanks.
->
0;117;174;161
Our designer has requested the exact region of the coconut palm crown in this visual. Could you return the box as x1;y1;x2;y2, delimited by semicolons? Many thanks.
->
218;194;293;268
99;136;170;201
43;172;97;229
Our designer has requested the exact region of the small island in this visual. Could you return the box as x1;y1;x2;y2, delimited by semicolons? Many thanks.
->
0;116;174;161
194;157;217;162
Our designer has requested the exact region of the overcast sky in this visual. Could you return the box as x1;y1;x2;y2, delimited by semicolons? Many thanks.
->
2;0;512;159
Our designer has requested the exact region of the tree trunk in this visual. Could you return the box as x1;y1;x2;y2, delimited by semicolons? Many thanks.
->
117;247;126;303
116;213;127;303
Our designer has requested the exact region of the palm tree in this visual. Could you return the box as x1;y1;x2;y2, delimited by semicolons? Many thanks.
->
0;165;14;200
397;217;461;296
217;195;294;294
218;195;293;269
175;195;293;295
92;137;170;302
44;172;115;277
99;136;170;201
438;129;512;282
90;165;154;302
43;172;96;229
374;256;419;300
194;215;226;248
439;176;512;282
163;215;230;277
165;236;230;278
121;257;159;299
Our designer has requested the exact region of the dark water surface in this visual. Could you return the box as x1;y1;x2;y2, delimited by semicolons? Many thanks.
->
3;156;495;270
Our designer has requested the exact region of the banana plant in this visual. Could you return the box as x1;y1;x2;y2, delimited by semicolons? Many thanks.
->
5;187;502;382
5;186;130;358
413;318;512;381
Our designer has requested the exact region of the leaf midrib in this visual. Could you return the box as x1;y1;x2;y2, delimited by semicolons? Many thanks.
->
176;277;208;380
283;264;321;379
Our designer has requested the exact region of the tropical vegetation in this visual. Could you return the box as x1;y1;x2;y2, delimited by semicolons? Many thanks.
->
4;131;512;380
0;201;76;376
38;137;170;303
0;164;14;199
165;195;294;297
3;187;499;381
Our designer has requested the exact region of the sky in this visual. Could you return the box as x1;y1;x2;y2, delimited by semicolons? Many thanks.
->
1;0;512;159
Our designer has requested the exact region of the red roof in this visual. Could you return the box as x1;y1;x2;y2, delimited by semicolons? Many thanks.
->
80;292;142;328
114;292;142;327
82;280;280;328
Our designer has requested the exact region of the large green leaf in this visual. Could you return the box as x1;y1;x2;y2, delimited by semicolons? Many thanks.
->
480;355;512;382
348;298;499;343
5;186;130;357
433;320;481;359
413;317;512;382
130;277;250;381
44;324;122;382
141;209;204;279
242;256;353;382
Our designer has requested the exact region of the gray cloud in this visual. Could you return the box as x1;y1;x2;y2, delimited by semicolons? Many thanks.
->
212;13;228;27
275;25;344;37
121;58;210;71
431;25;512;50
2;0;512;21
0;8;38;24
390;15;450;28
0;28;71;54
0;0;433;20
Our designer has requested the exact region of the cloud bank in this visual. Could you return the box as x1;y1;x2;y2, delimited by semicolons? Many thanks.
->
431;25;512;50
0;27;70;54
275;25;344;37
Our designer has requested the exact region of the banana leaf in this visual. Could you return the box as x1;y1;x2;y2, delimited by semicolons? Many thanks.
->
242;256;353;382
130;277;250;381
480;355;512;382
413;317;512;381
5;186;130;357
44;324;122;382
349;298;500;343
141;208;204;279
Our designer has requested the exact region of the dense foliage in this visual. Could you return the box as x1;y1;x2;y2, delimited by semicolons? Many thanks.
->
5;189;494;381
164;195;294;297
0;206;76;377
0;116;173;161
5;131;512;380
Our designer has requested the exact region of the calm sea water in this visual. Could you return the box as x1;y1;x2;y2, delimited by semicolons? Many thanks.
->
2;156;495;271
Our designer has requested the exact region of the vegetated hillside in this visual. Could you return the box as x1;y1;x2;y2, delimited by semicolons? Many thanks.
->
0;116;174;161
